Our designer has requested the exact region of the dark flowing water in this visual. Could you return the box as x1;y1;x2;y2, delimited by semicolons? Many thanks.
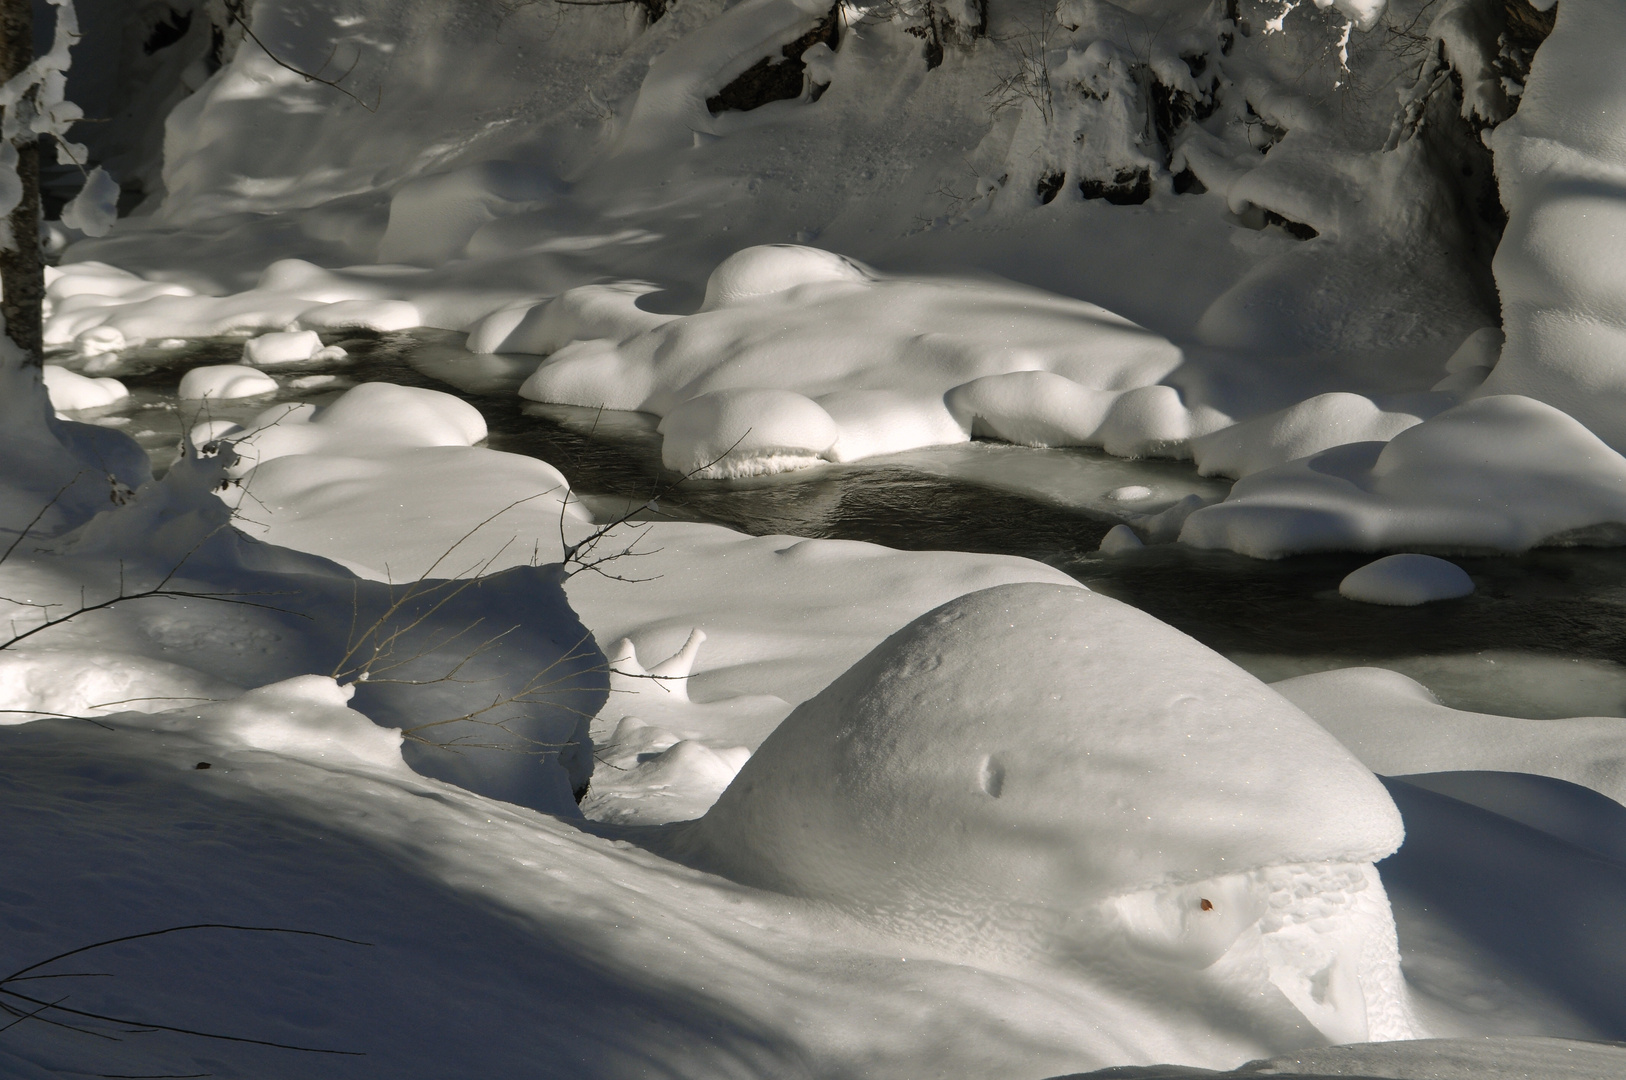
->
80;329;1626;720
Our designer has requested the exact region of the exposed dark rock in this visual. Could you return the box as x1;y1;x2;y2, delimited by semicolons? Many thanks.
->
144;8;192;55
1263;210;1318;240
1172;168;1206;195
706;5;839;114
1080;168;1151;206
1036;171;1066;204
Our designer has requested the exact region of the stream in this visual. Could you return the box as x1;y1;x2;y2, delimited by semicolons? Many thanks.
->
73;329;1626;723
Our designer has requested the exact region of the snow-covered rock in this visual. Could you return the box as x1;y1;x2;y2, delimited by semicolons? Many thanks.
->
683;582;1414;1044
243;329;324;366
1181;396;1626;557
1339;554;1475;606
177;364;279;400
1192;393;1434;480
518;245;1189;468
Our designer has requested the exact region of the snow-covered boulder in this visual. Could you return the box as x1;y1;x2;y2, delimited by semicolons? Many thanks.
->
177;364;279;400
681;582;1414;1045
243;329;325;366
1181;396;1626;557
1339;554;1474;606
517;245;1190;468
1191;393;1433;480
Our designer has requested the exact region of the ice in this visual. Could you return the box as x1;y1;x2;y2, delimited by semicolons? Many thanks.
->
1274;667;1626;806
241;329;324;366
684;583;1414;1044
1182;397;1626;558
40;364;128;411
1338;554;1475;606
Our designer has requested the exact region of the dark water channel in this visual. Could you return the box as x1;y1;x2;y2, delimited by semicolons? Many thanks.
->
87;330;1626;721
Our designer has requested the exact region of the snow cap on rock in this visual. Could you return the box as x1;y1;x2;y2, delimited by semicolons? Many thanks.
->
687;582;1402;921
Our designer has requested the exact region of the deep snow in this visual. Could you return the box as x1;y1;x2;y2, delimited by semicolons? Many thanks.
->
10;0;1626;1075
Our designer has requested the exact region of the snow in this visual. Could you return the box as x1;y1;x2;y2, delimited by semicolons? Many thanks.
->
1181;396;1626;558
1274;667;1626;806
242;329;325;366
685;582;1413;1045
1338;554;1475;606
1480;0;1626;452
176;363;279;399
11;0;1626;1072
40;363;128;411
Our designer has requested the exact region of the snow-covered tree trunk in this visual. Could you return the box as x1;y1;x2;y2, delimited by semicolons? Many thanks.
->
0;0;41;362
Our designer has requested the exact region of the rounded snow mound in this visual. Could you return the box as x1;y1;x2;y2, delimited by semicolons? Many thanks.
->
178;365;278;400
687;582;1402;913
41;365;128;411
700;244;869;310
1339;554;1475;606
658;389;839;476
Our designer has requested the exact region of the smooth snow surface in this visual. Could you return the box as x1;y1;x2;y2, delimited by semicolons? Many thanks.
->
685;583;1414;1045
242;329;324;366
1339;554;1475;606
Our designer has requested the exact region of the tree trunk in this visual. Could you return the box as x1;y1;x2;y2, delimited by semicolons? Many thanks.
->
0;0;42;364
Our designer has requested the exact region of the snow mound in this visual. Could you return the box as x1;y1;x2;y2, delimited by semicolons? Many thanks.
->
1098;523;1144;554
177;364;278;400
1480;1;1626;452
658;389;839;476
1181;396;1626;557
215;382;486;471
1339;554;1475;606
0;649;241;725
517;246;1187;467
243;329;324;366
682;583;1413;1043
1191;393;1432;480
466;282;675;356
41;365;128;411
700;244;870;310
1274;667;1626;807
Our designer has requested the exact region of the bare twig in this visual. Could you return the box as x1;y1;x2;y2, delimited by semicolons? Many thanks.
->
232;15;379;112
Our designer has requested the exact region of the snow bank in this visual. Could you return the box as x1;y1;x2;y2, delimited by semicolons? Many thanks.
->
1338;554;1475;606
1181;396;1626;557
684;582;1413;1044
177;364;278;400
40;364;128;411
1274;667;1626;806
517;246;1193;470
1479;0;1626;452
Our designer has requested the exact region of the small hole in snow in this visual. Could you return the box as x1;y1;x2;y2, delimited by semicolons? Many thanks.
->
194;762;212;770
1200;897;1214;911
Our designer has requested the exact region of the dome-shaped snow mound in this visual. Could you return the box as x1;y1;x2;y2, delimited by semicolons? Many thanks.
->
1340;554;1475;606
687;582;1402;914
701;244;869;310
